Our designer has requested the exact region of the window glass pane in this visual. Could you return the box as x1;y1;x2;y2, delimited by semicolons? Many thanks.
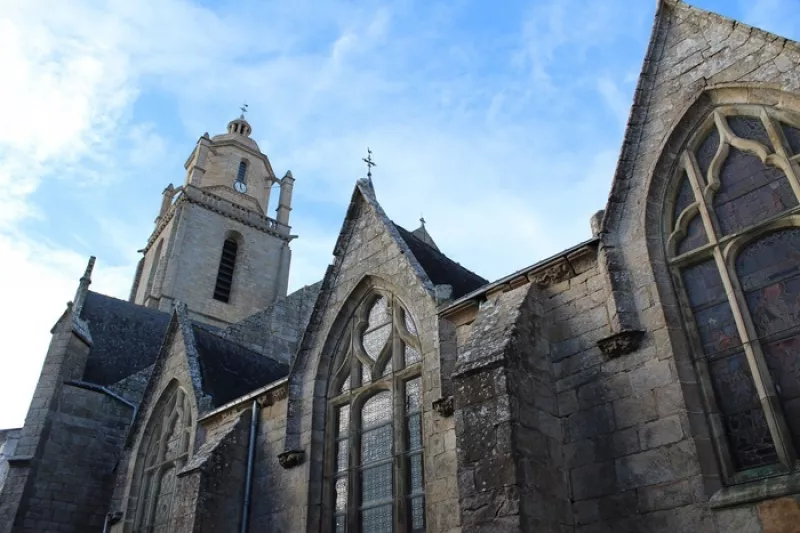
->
361;424;392;464
673;172;695;226
361;504;393;533
336;439;348;472
682;261;742;355
677;214;708;255
334;515;346;533
368;297;389;327
763;336;800;450
380;357;393;377
410;496;425;531
405;378;421;413
713;148;796;234
335;476;348;511
781;122;800;155
736;229;800;454
409;453;424;493
404;309;418;336
709;352;779;469
362;362;372;384
696;128;720;179
404;344;422;366
361;463;393;503
737;229;800;338
338;405;350;435
407;414;422;451
364;324;391;360
362;392;392;428
727;116;772;148
341;375;351;393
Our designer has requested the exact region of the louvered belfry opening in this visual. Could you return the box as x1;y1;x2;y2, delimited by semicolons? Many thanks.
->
213;238;238;303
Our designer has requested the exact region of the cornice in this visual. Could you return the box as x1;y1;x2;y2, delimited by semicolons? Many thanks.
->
142;185;292;253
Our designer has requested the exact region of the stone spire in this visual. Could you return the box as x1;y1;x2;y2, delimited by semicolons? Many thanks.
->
72;256;96;316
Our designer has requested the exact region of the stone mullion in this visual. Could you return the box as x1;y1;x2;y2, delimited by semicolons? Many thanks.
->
682;152;719;247
348;403;360;533
393;367;408;533
763;108;800;200
717;243;797;468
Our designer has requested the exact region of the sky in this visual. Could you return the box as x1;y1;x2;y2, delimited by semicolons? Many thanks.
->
1;0;799;429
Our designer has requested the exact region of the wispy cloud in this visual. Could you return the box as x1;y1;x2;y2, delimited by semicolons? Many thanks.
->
3;0;793;429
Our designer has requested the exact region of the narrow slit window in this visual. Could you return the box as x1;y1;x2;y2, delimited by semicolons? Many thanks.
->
237;160;247;183
213;238;238;303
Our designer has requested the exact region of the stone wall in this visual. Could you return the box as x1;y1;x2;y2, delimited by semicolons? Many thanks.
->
277;183;462;533
10;384;132;532
220;281;321;364
157;201;291;326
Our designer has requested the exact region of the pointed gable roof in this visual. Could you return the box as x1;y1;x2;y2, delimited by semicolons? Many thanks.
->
191;323;289;407
332;179;488;300
393;224;487;299
80;291;171;385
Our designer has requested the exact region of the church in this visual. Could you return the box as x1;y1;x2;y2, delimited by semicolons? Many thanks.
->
4;1;800;531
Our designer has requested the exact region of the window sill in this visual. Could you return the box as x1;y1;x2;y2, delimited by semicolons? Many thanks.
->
710;471;800;509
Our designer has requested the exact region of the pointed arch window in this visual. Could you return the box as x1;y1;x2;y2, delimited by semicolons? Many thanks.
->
130;385;193;533
327;293;425;532
213;237;239;303
668;106;800;482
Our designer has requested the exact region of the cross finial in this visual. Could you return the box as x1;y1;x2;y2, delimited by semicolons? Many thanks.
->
420;214;426;227
362;147;376;180
240;103;249;119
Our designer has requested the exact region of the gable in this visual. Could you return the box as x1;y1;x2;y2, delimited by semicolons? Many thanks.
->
603;0;800;237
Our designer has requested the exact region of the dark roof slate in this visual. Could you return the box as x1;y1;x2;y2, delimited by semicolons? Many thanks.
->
191;324;289;407
81;291;171;386
393;224;488;299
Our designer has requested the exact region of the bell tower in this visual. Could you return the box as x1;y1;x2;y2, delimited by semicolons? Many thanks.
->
129;112;297;326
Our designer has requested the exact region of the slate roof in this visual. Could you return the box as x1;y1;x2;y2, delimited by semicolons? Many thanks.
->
191;324;289;407
394;224;488;299
81;291;171;386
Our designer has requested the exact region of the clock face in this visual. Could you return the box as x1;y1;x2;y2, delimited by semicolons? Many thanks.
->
234;181;247;193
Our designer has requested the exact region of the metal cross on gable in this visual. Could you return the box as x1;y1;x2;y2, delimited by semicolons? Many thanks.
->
362;148;376;180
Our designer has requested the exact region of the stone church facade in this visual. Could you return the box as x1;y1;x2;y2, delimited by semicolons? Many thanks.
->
3;1;800;531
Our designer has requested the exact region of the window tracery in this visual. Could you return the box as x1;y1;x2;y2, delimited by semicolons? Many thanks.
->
668;105;800;481
131;386;193;533
328;293;425;532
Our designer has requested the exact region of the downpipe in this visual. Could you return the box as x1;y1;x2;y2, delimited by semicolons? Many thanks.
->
241;399;259;533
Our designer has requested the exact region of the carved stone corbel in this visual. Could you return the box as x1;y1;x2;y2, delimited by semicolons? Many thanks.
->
278;449;305;469
597;330;645;359
432;396;454;417
528;260;573;287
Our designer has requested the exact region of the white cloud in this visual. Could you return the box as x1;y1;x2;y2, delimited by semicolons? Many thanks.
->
0;0;646;430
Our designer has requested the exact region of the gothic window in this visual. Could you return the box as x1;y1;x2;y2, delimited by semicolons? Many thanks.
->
668;106;800;482
213;237;238;303
328;293;425;533
237;160;248;184
131;385;193;533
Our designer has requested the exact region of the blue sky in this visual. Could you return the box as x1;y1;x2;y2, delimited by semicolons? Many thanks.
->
1;0;799;429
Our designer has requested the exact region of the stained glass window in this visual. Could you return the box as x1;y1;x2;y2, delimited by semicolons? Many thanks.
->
670;107;800;482
131;386;193;533
328;292;425;531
